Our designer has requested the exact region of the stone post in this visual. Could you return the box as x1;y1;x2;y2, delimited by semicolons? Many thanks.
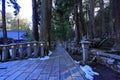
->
80;40;91;63
18;43;24;58
39;41;45;57
32;41;39;57
26;42;32;57
0;45;8;61
9;43;16;60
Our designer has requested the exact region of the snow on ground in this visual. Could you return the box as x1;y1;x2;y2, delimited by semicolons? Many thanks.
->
28;50;52;61
80;65;99;80
74;60;80;64
28;56;50;61
48;50;52;56
39;56;50;60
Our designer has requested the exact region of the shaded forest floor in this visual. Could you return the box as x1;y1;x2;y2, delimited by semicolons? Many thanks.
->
69;53;120;80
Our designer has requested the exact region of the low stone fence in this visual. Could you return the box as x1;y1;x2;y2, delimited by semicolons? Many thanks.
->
91;49;120;73
0;41;46;62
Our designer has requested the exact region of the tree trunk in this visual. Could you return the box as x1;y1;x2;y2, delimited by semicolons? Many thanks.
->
89;0;95;38
2;0;8;44
47;0;52;50
79;0;86;36
32;0;39;41
74;0;81;44
109;0;115;33
40;0;45;41
41;0;52;49
99;0;105;37
112;0;120;43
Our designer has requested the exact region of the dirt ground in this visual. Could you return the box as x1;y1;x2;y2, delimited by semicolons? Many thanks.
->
70;54;120;80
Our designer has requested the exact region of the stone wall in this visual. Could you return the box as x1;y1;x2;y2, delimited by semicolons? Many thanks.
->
91;49;120;73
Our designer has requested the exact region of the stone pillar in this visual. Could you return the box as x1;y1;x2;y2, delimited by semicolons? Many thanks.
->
9;43;16;60
39;41;45;57
26;42;32;57
32;41;39;57
18;43;24;58
0;45;8;61
80;41;91;63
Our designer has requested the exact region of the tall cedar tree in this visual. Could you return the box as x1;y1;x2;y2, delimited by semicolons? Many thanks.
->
32;0;39;41
41;0;52;50
89;0;95;38
2;0;7;44
74;0;81;44
99;0;105;36
112;0;120;43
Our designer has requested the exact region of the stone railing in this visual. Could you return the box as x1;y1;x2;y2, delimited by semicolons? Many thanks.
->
0;41;46;62
91;49;120;73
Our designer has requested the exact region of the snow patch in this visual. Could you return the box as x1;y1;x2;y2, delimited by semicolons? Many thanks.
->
28;58;39;60
28;56;50;61
80;65;99;80
107;59;115;65
39;56;50;60
74;60;80;64
28;50;52;61
48;51;52;56
9;49;12;57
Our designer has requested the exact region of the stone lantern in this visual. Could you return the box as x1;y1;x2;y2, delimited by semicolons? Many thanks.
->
0;45;8;61
9;43;16;60
39;41;45;57
80;40;91;63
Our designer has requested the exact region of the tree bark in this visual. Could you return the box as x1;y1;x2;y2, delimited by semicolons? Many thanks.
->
32;0;39;41
109;0;115;33
41;0;52;49
2;0;8;44
47;0;52;49
74;0;81;44
99;0;105;36
40;0;45;41
89;0;95;38
79;0;86;36
112;0;120;43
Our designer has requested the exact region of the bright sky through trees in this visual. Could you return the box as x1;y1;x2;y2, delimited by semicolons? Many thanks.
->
17;0;32;21
0;0;32;21
7;0;32;29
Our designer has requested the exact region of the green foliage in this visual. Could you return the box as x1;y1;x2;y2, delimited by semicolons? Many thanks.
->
26;28;34;41
51;0;74;41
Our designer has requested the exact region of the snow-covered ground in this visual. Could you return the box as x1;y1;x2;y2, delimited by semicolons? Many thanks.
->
80;65;99;80
74;60;80;64
48;50;52;56
28;50;52;61
39;56;50;60
72;47;99;80
74;60;99;80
